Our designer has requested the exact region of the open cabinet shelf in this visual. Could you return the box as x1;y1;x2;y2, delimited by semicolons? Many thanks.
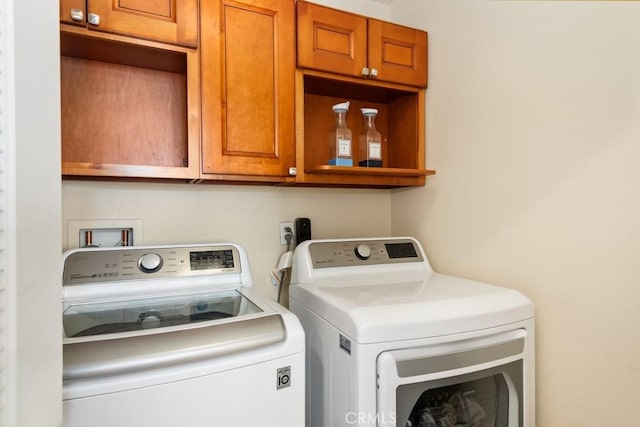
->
60;26;200;180
295;70;434;188
307;165;435;177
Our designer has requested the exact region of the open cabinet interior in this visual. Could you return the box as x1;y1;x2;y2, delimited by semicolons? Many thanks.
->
297;72;433;187
60;29;199;180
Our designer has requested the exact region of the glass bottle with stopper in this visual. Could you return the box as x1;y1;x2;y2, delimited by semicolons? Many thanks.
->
329;101;353;166
359;108;382;167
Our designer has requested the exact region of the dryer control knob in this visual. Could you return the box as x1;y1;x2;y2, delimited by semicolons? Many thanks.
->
138;253;163;273
354;244;372;260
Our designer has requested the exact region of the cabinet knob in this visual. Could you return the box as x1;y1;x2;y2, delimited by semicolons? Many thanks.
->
370;68;379;78
70;8;84;22
288;167;298;176
87;13;100;26
361;67;370;77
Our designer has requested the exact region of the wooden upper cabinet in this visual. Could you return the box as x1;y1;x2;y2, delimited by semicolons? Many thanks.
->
200;0;296;181
296;1;427;88
60;0;198;48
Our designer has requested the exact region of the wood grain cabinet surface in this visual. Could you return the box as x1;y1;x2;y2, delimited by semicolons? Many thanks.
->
60;0;198;48
200;0;296;183
296;0;427;88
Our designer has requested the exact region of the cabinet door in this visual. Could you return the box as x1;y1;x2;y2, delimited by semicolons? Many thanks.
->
368;20;428;88
296;0;368;79
201;0;295;180
83;0;198;48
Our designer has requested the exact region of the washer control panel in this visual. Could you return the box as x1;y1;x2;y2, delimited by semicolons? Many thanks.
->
63;245;240;286
308;239;423;268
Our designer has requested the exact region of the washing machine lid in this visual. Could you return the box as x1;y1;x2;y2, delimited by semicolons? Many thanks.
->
63;288;304;384
63;289;263;339
289;272;534;344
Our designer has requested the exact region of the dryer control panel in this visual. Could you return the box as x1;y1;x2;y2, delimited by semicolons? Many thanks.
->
308;238;424;268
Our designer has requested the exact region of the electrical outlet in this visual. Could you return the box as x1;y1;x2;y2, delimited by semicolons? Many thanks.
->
279;221;294;245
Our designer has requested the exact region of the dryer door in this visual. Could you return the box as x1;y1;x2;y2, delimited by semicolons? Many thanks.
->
377;330;528;427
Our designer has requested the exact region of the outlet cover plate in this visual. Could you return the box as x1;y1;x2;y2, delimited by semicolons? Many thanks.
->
279;221;294;245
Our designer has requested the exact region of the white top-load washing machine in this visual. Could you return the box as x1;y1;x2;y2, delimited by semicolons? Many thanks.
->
289;237;535;427
62;243;304;427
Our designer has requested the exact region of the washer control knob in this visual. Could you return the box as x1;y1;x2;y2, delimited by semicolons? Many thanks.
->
354;244;372;260
138;253;163;273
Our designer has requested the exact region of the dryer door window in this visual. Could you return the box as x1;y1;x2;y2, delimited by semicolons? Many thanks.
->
402;366;520;427
376;330;528;427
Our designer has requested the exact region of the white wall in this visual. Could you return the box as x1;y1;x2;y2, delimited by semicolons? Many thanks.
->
391;1;640;425
14;0;62;425
308;0;391;19
62;182;392;298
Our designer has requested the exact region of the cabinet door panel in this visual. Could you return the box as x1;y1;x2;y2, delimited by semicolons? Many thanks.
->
201;0;295;178
225;6;276;156
86;0;198;47
368;19;428;87
296;0;367;78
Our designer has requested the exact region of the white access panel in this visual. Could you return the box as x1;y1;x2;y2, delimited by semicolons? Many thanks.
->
64;353;304;427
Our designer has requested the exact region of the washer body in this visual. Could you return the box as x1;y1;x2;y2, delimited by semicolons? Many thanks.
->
289;237;534;427
62;243;304;427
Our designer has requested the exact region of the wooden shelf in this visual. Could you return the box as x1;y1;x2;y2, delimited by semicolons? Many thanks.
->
307;165;435;178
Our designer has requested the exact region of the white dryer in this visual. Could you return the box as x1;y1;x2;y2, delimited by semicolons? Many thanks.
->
289;237;534;427
62;243;304;427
